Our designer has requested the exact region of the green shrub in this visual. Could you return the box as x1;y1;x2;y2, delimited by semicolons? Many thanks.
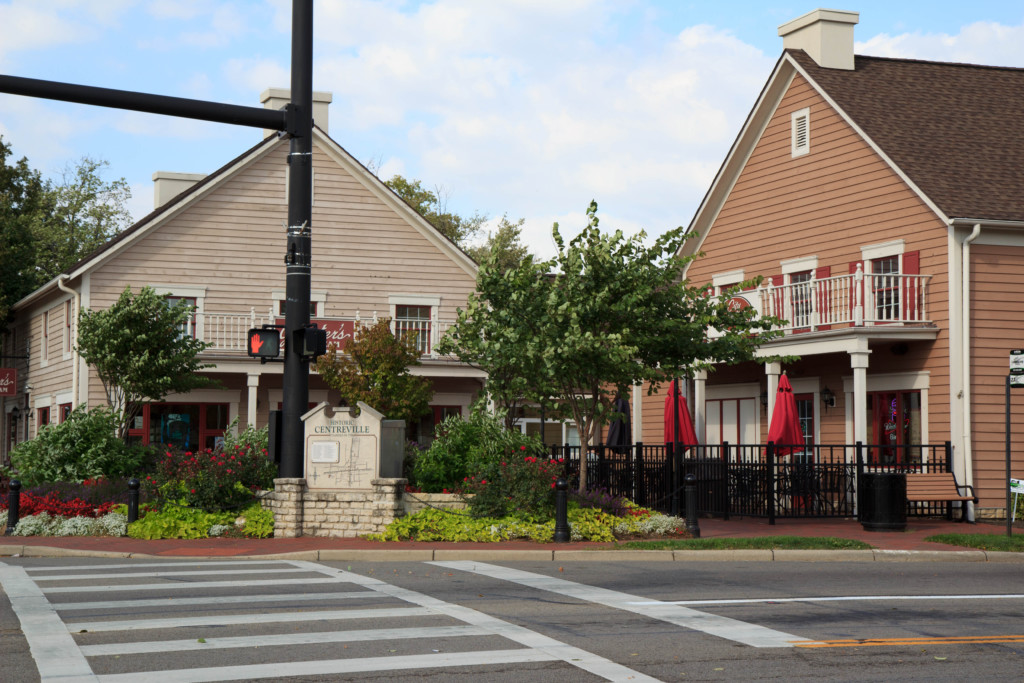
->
462;451;562;518
222;419;269;454
125;502;273;539
127;505;232;539
6;407;153;486
146;443;276;513
239;501;274;538
412;409;546;493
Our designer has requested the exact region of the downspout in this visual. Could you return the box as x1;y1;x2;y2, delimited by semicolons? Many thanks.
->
56;276;80;409
961;223;981;521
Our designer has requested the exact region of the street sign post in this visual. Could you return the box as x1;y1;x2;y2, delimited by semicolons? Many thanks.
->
1007;351;1024;536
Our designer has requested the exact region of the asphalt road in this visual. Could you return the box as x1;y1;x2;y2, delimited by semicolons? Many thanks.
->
1;557;1022;681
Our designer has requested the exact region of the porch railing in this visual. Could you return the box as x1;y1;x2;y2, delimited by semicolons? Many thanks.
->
550;441;954;521
758;266;931;334
191;308;455;358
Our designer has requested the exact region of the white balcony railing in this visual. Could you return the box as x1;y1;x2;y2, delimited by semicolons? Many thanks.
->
758;265;931;334
193;307;455;357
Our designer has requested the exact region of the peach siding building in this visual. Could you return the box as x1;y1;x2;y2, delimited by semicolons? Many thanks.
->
1;90;484;459
639;10;1024;519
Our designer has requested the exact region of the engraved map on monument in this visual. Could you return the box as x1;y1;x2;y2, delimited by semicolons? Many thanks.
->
307;434;377;489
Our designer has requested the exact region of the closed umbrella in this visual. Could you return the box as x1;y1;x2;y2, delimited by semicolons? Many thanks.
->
766;373;804;456
605;395;632;455
663;379;698;451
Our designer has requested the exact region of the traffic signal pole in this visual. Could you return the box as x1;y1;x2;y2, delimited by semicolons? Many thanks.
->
281;0;314;478
0;0;315;480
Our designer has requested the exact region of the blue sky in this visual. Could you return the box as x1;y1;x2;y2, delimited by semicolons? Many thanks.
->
2;1;1022;257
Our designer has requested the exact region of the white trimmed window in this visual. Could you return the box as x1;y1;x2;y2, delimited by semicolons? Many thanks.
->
40;310;49;366
151;285;207;339
791;107;810;158
389;295;440;355
62;300;72;359
272;290;326;317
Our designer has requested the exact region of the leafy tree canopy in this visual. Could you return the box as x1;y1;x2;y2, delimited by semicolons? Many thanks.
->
0;137;132;328
439;201;784;490
0;137;48;325
314;318;433;426
76;286;216;438
383;174;531;271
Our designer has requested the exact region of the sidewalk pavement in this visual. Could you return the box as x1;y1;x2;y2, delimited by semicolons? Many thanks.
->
2;517;1021;562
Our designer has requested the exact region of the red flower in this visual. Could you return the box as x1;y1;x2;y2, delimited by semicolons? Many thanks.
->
190;489;196;494
520;445;527;451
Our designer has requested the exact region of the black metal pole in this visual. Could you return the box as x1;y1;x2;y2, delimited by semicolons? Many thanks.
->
5;480;20;535
0;74;287;132
553;478;570;543
684;473;700;537
671;378;681;517
280;0;314;480
127;478;140;525
1007;375;1012;537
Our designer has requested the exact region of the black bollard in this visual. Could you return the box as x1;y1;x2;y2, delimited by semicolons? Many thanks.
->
5;479;21;535
553;478;570;543
127;478;140;524
684;473;700;538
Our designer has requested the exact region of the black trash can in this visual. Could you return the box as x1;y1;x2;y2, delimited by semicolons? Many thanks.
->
859;472;907;532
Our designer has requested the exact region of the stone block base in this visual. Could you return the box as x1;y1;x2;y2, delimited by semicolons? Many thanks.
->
260;478;407;538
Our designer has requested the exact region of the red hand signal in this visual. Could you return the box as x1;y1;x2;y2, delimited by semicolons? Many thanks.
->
250;332;264;354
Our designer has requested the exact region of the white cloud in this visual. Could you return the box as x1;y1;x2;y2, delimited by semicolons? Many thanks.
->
0;2;88;60
856;20;1024;68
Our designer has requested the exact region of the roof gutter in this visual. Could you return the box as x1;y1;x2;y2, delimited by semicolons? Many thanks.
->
55;275;80;409
960;223;982;521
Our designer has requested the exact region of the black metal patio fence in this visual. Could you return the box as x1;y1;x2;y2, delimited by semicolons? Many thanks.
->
549;441;954;521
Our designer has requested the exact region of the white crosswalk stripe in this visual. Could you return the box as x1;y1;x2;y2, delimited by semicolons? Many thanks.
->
1;559;655;682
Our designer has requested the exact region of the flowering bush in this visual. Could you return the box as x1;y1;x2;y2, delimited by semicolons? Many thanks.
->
27;477;149;509
0;491;117;518
412;409;546;493
570;487;631;516
462;449;564;519
146;444;277;512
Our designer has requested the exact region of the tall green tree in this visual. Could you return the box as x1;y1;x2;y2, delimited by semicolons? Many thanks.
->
76;286;215;439
33;157;132;278
0;137;48;326
0;138;132;329
439;201;784;491
465;214;529;273
385;174;486;247
314;318;433;425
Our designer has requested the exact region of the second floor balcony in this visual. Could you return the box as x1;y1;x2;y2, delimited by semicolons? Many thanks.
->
755;265;932;335
182;308;456;359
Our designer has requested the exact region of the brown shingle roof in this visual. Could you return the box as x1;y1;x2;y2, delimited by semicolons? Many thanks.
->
789;49;1024;222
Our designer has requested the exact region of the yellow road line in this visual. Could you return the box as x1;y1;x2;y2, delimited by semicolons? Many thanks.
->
791;635;1024;648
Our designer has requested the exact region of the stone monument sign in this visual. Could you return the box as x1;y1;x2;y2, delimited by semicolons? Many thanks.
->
302;402;403;490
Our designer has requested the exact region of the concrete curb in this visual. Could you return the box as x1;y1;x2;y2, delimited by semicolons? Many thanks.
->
2;545;1021;562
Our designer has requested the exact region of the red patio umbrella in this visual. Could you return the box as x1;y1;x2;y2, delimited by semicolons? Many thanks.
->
766;373;804;456
664;379;698;451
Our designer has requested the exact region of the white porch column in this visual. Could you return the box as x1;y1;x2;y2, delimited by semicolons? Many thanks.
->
849;349;871;445
693;370;707;444
631;382;643;444
247;373;260;427
765;361;781;423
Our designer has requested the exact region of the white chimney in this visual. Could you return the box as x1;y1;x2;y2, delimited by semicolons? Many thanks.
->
152;171;207;209
259;88;334;138
779;9;859;70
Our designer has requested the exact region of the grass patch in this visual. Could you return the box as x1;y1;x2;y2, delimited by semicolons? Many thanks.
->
615;536;872;551
924;533;1024;552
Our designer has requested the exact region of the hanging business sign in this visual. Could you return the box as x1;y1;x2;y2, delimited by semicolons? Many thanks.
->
0;368;16;396
1011;350;1024;388
275;319;354;351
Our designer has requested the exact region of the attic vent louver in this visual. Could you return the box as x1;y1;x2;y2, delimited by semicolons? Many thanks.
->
791;107;810;157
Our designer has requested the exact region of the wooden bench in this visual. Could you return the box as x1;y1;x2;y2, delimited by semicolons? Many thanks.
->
906;472;977;522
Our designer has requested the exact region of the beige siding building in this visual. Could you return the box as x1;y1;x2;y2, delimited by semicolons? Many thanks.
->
640;9;1024;519
2;90;484;458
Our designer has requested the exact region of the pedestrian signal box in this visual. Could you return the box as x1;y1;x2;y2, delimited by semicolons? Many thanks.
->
301;325;327;359
248;328;280;359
